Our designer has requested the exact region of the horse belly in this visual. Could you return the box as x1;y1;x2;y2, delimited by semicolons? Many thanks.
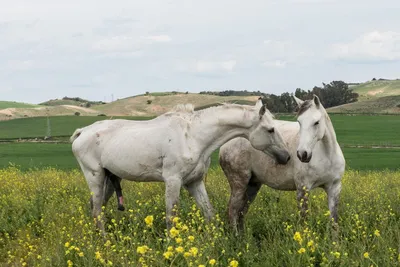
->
262;172;297;191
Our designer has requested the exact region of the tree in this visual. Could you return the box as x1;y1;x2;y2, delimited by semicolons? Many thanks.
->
147;100;152;105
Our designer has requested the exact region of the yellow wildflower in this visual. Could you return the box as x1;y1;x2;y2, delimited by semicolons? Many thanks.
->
333;252;340;259
374;230;380;237
170;227;179;238
173;217;180;223
163;251;174;260
67;260;73;267
64;242;70;248
184;252;192;258
167;246;174;252
209;259;216;265
145;215;154;227
176;237;183;244
95;251;102;260
78;252;84;257
293;232;303;244
189;247;198;257
298;248;306;254
137;245;149;255
229;260;239;267
363;252;369;259
175;246;184;253
188;235;195;241
199;265;205;267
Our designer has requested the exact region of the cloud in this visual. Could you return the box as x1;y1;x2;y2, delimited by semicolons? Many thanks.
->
262;60;287;68
143;35;171;43
331;31;400;62
175;59;237;75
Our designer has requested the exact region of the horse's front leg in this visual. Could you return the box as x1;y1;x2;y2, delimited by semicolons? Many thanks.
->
164;175;182;231
324;180;342;226
185;180;215;221
296;185;309;220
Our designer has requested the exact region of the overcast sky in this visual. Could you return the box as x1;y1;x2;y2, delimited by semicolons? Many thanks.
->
1;0;399;103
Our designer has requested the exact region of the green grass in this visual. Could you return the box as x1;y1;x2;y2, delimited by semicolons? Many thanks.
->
0;116;153;140
0;101;39;109
0;167;399;266
1;114;399;146
350;79;400;100
276;114;400;146
0;143;78;170
0;143;398;171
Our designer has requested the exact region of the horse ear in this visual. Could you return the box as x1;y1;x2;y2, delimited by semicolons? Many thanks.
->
259;105;266;118
313;94;320;107
255;97;263;109
293;96;304;107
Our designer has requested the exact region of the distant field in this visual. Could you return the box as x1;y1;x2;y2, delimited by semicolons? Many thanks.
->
0;116;153;139
0;114;398;171
1;114;399;146
0;101;39;109
276;114;400;146
0;144;398;171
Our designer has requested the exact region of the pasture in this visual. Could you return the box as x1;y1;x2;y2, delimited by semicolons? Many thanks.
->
0;113;399;266
0;167;399;266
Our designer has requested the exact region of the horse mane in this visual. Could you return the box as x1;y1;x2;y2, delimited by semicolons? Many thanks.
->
171;103;195;113
297;100;313;116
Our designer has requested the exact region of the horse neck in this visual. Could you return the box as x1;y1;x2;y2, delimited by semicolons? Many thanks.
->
190;106;254;158
321;109;339;154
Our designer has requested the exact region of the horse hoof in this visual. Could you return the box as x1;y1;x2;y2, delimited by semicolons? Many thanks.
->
118;205;125;211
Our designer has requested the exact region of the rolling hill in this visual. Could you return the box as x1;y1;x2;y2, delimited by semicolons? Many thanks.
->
0;79;399;120
91;93;260;116
327;79;400;113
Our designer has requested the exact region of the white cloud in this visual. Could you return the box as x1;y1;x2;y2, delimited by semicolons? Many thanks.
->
142;35;171;43
262;60;287;68
332;31;400;61
195;60;237;73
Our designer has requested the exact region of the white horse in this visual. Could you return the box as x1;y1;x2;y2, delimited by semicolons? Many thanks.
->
219;95;345;232
70;99;291;232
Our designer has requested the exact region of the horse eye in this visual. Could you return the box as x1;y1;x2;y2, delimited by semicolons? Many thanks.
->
268;128;275;133
314;121;319;126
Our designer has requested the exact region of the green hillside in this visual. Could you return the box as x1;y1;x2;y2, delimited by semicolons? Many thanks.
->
350;79;400;101
0;101;39;109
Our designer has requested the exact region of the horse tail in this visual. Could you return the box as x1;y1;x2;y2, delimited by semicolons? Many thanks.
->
70;128;82;143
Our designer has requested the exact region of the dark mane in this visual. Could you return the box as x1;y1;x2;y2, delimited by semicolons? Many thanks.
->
297;100;313;116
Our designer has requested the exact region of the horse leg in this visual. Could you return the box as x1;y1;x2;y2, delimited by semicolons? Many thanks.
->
82;168;107;234
238;179;262;231
105;169;125;211
185;180;215;221
296;185;309;220
324;180;341;228
164;176;182;231
228;185;248;235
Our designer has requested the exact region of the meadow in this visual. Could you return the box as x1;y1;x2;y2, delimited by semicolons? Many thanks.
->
0;113;399;266
0;167;399;267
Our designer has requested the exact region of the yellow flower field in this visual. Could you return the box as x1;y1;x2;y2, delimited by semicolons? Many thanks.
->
0;167;399;266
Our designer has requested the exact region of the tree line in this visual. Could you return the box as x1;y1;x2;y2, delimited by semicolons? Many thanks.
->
199;80;359;113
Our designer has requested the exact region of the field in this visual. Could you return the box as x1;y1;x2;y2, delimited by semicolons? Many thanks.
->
0;167;399;267
0;112;399;266
0;101;40;109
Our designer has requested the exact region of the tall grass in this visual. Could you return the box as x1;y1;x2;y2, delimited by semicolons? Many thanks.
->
0;167;399;266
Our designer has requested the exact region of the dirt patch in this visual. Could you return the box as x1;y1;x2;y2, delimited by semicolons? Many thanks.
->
367;89;384;96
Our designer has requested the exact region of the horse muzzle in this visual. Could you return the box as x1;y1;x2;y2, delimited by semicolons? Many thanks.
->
297;150;312;163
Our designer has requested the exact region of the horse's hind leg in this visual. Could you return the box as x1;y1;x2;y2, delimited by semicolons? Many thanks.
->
238;178;262;230
105;169;125;211
185;180;215;220
82;167;107;234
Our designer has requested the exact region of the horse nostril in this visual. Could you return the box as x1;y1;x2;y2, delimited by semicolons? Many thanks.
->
287;155;291;162
302;151;308;160
297;151;301;160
